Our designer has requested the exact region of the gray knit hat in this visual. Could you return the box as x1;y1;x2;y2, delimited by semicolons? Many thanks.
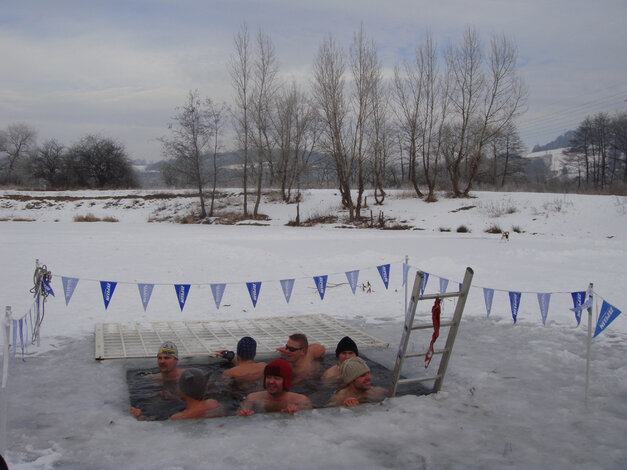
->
339;356;370;384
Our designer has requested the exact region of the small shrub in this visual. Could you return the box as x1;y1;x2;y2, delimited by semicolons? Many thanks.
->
456;225;471;233
439;227;451;232
481;198;517;217
73;213;100;222
485;224;502;234
512;225;523;233
102;216;119;223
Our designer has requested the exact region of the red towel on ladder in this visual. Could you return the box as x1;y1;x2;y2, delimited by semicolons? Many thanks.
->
425;297;441;369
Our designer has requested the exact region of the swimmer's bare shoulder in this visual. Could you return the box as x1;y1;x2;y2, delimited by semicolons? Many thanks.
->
288;392;312;410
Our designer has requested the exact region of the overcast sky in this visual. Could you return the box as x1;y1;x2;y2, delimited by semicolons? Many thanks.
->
1;0;626;162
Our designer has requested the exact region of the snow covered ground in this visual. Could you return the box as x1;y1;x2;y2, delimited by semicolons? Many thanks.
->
1;189;626;469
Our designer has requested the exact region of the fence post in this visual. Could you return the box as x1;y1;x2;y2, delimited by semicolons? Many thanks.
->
584;283;594;403
0;306;11;455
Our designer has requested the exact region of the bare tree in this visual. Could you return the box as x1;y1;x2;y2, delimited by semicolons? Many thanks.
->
393;33;450;202
0;123;37;184
29;139;65;188
68;135;137;188
160;90;212;218
272;81;320;202
229;23;253;217
370;72;390;204
312;34;354;218
206;99;228;216
312;27;383;221
445;28;526;197
249;29;279;218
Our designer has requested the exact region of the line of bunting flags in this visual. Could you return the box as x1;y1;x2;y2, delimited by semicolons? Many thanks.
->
41;261;622;339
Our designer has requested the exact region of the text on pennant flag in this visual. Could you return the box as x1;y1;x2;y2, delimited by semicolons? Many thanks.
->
537;292;551;326
62;276;79;306
345;270;359;295
313;275;327;300
280;279;295;304
174;284;191;311
420;272;429;295
483;288;494;318
570;291;586;326
211;283;226;309
377;264;390;289
247;281;262;308
594;301;622;338
137;283;154;312
509;291;522;324
100;281;117;310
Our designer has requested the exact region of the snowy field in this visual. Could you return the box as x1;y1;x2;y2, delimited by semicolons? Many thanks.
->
0;189;626;470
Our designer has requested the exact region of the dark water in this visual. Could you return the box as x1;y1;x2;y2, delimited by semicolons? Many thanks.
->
126;353;430;420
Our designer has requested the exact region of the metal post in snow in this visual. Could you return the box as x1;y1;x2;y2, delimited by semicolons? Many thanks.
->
585;283;594;403
35;259;41;347
404;255;409;318
0;306;12;455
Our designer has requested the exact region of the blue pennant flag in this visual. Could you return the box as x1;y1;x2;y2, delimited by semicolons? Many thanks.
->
62;276;79;306
313;275;327;300
211;283;226;309
537;292;551;326
377;264;390;289
137;283;154;312
42;277;55;297
570;291;587;326
345;270;359;294
100;281;117;310
174;284;191;311
439;277;449;294
509;291;522;324
483;288;494;318
280;279;294;304
247;282;262;308
594;301;622;338
420;272;429;295
402;263;410;286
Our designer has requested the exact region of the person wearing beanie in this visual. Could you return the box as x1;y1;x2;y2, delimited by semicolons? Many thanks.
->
322;336;359;380
276;333;326;384
238;359;312;415
131;368;224;420
221;336;267;381
326;356;387;408
170;368;224;419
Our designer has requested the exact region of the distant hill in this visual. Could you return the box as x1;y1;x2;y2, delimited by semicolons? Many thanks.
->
531;131;576;153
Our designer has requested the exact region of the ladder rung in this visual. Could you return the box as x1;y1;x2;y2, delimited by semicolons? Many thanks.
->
411;321;456;330
404;348;447;358
419;292;462;300
398;375;440;385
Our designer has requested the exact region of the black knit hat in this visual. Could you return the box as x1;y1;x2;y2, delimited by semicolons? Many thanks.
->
335;336;358;358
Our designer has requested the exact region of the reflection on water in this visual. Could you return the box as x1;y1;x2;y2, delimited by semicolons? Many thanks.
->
127;354;430;420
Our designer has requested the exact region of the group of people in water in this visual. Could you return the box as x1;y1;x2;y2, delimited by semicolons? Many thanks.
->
129;333;387;420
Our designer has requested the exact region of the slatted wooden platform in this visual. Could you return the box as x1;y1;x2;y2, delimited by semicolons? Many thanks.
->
95;314;389;360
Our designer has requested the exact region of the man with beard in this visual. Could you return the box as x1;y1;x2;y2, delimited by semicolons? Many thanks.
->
238;359;312;415
326;357;387;407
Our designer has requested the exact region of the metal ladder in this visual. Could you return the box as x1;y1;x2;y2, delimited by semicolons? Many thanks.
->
389;267;474;396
